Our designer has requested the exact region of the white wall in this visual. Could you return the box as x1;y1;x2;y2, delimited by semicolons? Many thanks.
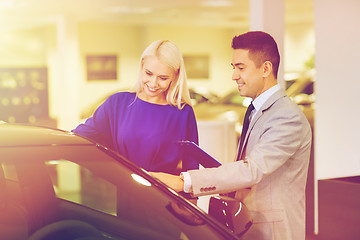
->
314;0;360;180
314;0;360;233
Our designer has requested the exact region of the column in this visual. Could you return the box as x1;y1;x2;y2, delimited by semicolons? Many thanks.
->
54;15;81;130
250;0;285;88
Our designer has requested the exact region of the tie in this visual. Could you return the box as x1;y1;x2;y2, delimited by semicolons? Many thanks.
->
237;103;254;161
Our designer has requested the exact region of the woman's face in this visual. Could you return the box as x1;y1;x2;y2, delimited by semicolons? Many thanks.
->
139;56;176;104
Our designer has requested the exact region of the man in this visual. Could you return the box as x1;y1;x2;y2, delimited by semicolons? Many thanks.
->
152;31;312;240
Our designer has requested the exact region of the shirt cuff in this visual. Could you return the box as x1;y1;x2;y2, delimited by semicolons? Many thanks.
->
180;172;192;193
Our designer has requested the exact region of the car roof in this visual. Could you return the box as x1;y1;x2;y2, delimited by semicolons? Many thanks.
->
0;124;92;147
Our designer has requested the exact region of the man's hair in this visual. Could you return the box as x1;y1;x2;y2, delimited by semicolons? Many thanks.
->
232;31;280;78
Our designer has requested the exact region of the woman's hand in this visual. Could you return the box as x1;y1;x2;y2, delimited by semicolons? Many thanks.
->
150;172;184;192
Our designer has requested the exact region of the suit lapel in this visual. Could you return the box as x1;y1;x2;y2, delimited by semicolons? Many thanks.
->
238;88;287;159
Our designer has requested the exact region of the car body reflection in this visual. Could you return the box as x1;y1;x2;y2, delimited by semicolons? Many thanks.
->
0;124;246;240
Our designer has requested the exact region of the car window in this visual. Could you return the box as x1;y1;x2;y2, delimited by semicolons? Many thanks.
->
45;159;117;216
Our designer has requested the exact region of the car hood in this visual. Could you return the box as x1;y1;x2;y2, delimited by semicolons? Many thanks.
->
0;124;92;147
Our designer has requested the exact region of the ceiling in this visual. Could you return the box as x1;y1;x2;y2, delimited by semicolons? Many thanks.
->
0;0;313;31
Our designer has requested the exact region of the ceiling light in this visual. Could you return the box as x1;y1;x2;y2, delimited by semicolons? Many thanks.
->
201;0;232;7
105;7;152;14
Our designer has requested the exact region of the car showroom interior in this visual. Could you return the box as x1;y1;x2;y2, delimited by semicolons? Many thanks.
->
0;0;359;240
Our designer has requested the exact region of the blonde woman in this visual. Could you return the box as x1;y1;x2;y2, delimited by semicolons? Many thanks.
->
74;40;199;174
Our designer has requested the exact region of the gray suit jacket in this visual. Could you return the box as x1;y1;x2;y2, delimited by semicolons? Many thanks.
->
188;88;312;240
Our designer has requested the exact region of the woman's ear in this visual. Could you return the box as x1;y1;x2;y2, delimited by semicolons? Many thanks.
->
262;61;273;78
140;58;145;67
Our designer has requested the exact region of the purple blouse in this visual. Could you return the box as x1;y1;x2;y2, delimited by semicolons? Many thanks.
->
73;92;199;174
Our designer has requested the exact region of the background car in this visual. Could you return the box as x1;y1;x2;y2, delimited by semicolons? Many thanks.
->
194;71;315;138
0;124;251;240
189;87;219;106
285;70;315;128
194;90;250;138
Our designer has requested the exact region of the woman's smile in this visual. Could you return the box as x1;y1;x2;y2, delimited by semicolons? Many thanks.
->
146;83;159;93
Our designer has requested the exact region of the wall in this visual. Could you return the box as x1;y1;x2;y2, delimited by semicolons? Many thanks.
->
73;22;315;123
77;23;143;114
0;22;313;129
76;24;245;114
314;0;360;233
314;0;360;180
0;27;52;66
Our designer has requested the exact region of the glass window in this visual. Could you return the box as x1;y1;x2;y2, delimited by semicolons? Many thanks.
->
45;159;117;216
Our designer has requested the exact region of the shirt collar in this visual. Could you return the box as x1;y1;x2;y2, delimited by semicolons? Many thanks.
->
252;84;281;112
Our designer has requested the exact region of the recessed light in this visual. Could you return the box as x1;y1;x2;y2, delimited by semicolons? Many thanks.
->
105;7;152;14
201;0;232;7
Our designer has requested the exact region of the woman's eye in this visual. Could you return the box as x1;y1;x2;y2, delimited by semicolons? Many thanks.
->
146;71;152;76
159;77;168;81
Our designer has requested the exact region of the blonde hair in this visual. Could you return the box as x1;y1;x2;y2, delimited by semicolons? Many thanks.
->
132;40;192;109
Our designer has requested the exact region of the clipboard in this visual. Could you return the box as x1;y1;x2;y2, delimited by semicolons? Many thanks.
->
176;141;222;168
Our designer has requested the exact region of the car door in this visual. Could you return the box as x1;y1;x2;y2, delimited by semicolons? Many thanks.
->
1;143;240;240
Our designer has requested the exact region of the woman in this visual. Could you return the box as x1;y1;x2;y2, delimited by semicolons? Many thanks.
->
73;40;199;174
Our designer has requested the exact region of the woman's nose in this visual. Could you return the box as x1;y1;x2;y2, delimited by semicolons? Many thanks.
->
149;76;158;86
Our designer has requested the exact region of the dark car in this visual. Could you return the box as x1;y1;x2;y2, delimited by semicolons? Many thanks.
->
0;124;250;240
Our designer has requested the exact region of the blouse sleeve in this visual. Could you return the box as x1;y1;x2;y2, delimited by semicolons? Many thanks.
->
72;96;114;149
181;106;200;171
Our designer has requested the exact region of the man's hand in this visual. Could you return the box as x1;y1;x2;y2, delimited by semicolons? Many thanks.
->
150;172;184;192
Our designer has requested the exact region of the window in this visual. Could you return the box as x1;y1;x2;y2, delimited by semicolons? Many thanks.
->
46;159;117;216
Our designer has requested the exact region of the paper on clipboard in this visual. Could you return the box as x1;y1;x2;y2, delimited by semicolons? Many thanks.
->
176;141;222;168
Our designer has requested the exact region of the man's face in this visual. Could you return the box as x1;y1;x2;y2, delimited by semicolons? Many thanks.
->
231;49;265;100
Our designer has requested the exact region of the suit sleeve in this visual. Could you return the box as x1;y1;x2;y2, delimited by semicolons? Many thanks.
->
188;103;309;196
